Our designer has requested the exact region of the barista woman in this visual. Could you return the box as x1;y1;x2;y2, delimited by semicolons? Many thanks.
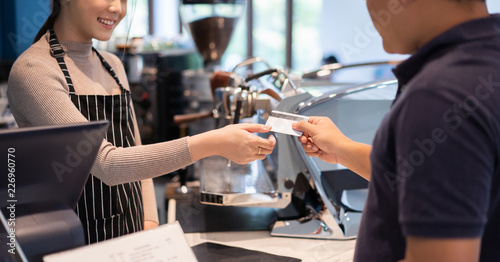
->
294;0;500;261
7;0;276;244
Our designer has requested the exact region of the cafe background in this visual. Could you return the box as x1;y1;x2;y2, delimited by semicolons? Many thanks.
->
2;0;500;228
1;0;498;77
1;0;500;215
2;0;500;131
2;1;500;261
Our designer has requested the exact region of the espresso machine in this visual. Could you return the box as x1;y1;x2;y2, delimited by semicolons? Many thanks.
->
176;0;400;240
188;59;398;239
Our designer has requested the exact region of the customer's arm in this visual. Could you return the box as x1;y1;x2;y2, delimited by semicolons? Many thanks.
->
293;117;371;180
401;237;481;262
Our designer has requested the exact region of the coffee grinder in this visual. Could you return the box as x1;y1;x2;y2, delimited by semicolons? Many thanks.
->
180;0;245;70
178;0;246;134
167;0;246;195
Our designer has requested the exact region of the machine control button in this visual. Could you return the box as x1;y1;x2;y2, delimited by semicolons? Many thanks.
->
284;178;294;189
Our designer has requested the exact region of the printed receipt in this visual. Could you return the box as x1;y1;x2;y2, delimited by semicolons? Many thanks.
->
43;222;197;262
265;110;309;136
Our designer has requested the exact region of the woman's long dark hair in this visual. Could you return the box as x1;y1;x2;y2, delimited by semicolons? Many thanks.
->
33;0;61;43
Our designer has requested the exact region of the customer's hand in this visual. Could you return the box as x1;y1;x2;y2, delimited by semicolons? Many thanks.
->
293;116;372;179
188;123;276;164
292;116;349;164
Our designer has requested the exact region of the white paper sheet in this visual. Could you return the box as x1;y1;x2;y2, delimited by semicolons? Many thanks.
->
44;222;197;262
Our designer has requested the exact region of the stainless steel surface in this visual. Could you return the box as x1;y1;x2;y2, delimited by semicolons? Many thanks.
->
302;60;402;79
271;210;357;240
296;79;398;113
187;46;399;240
197;156;284;206
125;55;144;84
231;56;272;73
199;156;274;193
213;86;259;125
195;75;398;239
272;219;334;239
280;79;398;239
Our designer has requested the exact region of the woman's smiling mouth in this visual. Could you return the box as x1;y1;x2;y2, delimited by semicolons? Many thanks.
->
98;18;115;27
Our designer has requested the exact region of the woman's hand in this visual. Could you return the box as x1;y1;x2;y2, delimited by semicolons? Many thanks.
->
144;220;159;230
217;124;276;164
188;124;276;164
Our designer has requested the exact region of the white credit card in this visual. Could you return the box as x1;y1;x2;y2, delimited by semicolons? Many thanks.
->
265;110;309;136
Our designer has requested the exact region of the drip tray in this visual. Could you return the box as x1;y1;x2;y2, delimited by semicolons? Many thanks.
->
196;156;278;206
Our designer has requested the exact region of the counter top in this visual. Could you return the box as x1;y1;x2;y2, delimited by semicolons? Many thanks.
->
159;181;356;261
184;230;355;262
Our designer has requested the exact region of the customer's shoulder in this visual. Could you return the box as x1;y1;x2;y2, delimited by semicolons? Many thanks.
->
414;43;500;93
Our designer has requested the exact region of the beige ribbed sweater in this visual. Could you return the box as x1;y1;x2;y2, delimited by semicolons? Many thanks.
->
7;32;195;224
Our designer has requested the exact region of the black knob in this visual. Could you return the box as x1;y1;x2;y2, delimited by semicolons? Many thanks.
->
284;178;294;189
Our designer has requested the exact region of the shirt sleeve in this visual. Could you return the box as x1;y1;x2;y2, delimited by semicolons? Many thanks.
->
7;52;195;186
394;88;494;238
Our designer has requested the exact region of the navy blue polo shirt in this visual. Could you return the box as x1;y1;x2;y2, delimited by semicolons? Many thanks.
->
354;15;500;261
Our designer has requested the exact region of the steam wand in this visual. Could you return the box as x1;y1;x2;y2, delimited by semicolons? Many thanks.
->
245;68;300;95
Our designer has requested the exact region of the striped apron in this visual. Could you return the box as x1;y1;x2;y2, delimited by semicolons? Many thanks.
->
49;29;144;244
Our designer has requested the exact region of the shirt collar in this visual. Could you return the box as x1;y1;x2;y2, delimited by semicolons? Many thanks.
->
393;14;500;87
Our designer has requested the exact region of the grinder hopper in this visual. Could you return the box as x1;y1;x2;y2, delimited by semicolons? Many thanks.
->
179;0;246;71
